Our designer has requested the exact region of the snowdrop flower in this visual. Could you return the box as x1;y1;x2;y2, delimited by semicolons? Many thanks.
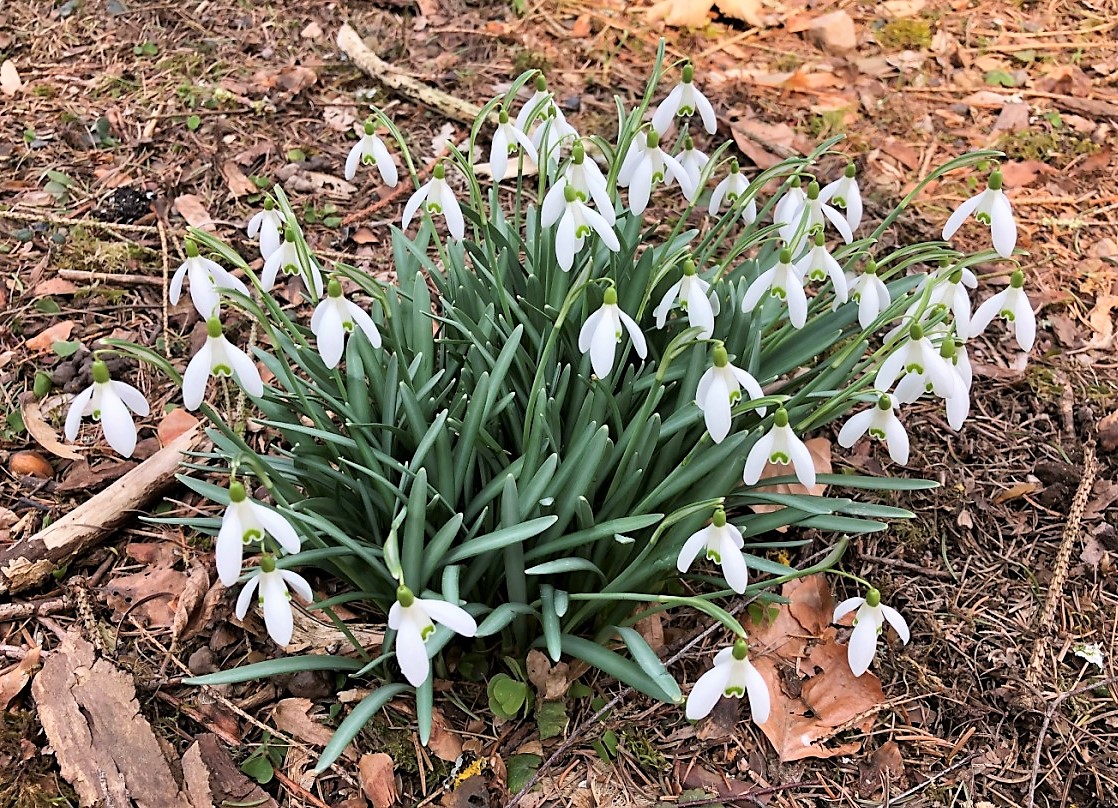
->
515;73;556;132
875;323;959;400
819;163;863;232
489;108;537;182
64;360;149;458
677;507;749;593
402;162;466;241
894;334;965;407
344;120;399;187
695;345;766;443
833;587;910;677
261;227;325;298
837;394;909;465
741;248;808;329
796;231;848;303
235;554;312;647
848;260;891;330
541;182;620;271
246;198;284;260
389;585;478;687
183;317;265;411
530;105;578;171
311;278;382;369
772;176;806;239
927;268;973;338
938;339;972;430
651;63;717;136
169;240;250;318
942;170;1016;258
617;129;694;216
653;259;720;339
542;141;615;227
969;270;1035;352
743;407;816;489
685;638;770;724
779;180;854;247
677;136;709;199
708;159;756;224
216;481;301;587
578;286;647;378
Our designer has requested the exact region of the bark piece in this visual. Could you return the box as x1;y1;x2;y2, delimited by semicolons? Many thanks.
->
0;425;201;595
182;734;278;808
31;631;192;807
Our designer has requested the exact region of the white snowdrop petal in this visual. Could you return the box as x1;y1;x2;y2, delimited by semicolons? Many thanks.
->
226;342;264;398
720;542;749;594
685;663;732;720
253;504;301;555
395;615;431;687
677;526;711;573
401;184;430;231
847;615;879;676
882;412;910;465
260;572;294;646
234;575;260;619
990;192;1017;258
215;511;246;588
941;193;982;240
280;570;314;604
833;596;864;622
422;598;478;637
617;309;648;360
837;409;874;449
879;604;911;644
742;431;775;485
64;386;96;441
99;387;138;457
742;659;771;724
182;343;214;411
344;141;364;181
316;306;346;369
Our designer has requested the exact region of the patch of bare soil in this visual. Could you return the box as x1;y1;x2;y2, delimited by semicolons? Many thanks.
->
1;0;1116;806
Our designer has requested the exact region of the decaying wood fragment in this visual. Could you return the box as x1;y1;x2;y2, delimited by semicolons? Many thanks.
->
31;631;192;807
0;425;202;596
182;734;278;808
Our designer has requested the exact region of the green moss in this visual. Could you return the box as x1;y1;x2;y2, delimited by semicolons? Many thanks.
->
1025;365;1062;402
998;129;1099;163
878;19;934;50
621;728;667;771
53;227;156;275
771;52;801;73
0;711;80;807
804;110;847;138
513;49;551;74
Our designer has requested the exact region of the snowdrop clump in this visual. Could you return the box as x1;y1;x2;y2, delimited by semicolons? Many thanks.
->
62;45;1036;756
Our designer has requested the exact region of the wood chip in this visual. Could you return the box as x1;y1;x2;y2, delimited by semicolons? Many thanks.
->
359;752;398;808
0;59;22;96
0;647;41;709
32;632;192;807
182;734;278;808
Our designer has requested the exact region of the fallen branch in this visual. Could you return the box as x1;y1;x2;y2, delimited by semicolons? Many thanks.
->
336;23;486;126
0;425;203;597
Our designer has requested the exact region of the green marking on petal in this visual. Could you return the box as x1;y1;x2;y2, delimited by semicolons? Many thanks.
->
705;548;722;564
869;428;886;440
976;211;992;225
421;624;436;641
213;363;233;377
770;451;790;464
724;686;745;697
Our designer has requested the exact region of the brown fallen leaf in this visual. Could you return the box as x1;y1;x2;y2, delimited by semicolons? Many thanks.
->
272;698;358;759
993;480;1042;504
32;632;192;807
173;194;215;231
0;59;22;96
1099;409;1118;452
748;437;833;526
22;394;85;460
359;753;397;808
219;160;257;197
33;278;79;296
646;0;712;28
56;458;137;492
158;408;200;445
104;566;188;627
428;707;464;763
172;561;212;644
857;740;906;797
9;450;53;478
525;648;571;701
182;734;278;808
0;647;41;709
26;320;76;352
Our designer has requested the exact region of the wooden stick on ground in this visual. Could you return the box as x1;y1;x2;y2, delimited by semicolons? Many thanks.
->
0;425;203;597
336;23;487;126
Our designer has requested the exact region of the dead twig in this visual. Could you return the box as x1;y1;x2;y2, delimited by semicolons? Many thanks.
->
0;595;69;622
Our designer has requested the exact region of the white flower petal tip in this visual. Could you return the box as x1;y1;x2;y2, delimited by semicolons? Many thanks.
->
833;590;909;677
685;641;770;725
578;290;646;380
942;171;1016;258
970;271;1035;353
311;280;382;368
64;362;149;458
389;589;477;687
742;409;815;490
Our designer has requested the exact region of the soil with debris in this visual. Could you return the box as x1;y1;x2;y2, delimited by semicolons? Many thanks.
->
1;0;1116;807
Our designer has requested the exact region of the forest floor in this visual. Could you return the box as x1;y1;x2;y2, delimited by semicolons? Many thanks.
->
0;0;1117;806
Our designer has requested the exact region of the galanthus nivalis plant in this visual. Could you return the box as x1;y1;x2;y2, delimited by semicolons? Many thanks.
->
63;360;149;458
833;587;910;677
73;46;1036;766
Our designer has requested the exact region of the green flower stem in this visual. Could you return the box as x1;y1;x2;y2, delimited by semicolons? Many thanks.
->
564;592;746;638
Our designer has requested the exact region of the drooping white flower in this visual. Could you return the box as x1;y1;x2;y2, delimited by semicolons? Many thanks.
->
246;198;285;260
695;345;766;444
677;136;709;200
389;586;478;687
169;240;250;318
942;170;1016;258
928;267;974;338
969;269;1035;352
617;129;694;216
848;260;891;330
795;231;848;304
653;259;721;339
515;74;559;132
541;181;620;271
741;248;808;329
216;481;301;587
772;176;806;239
559;142;616;225
833;588;910;677
182;317;265;411
489;108;538;182
63;360;150;458
819;163;863;232
743;407;816;489
685;639;770;724
894;330;964;405
402;162;465;241
261;227;325;298
310;278;382;369
651;63;717;136
677;507;749;593
837;394;909;465
708;159;756;224
235;554;313;647
344;120;399;187
578;286;647;378
530;106;579;172
778;180;854;247
875;323;960;400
